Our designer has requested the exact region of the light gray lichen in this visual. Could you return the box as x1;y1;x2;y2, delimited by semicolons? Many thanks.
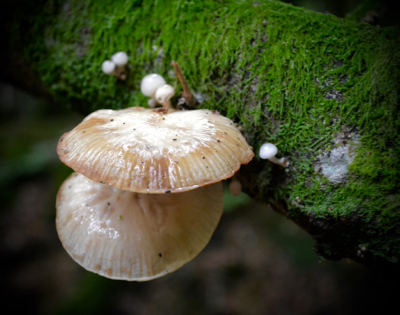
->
315;132;360;184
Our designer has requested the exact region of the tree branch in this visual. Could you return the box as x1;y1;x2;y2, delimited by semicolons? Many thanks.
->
5;0;400;269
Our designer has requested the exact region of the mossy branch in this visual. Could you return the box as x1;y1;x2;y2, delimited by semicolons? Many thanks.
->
6;0;400;270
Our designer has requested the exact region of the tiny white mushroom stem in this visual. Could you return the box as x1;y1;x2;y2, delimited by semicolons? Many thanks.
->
259;143;290;167
269;156;290;167
155;84;175;112
171;61;197;106
114;66;127;80
111;52;129;80
141;74;167;107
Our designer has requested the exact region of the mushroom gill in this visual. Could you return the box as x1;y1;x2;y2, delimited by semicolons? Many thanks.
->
56;172;224;281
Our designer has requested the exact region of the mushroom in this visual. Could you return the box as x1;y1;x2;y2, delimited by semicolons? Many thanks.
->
57;106;254;193
259;143;290;167
101;52;128;80
141;73;167;107
57;64;254;281
111;51;128;67
154;84;175;109
140;73;169;108
147;98;157;108
101;60;116;76
56;173;224;281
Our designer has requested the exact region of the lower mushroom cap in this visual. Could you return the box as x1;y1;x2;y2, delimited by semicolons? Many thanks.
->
56;173;223;281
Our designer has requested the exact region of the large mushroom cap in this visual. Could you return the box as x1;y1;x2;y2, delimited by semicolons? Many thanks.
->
56;172;223;281
57;107;254;193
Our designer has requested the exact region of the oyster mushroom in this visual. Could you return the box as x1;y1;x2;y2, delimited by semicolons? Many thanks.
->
56;173;223;281
57;106;254;193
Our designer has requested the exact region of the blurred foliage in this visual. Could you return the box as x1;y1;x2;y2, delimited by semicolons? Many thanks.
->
0;85;81;206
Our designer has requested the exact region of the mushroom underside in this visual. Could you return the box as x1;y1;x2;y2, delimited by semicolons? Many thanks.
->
56;172;224;281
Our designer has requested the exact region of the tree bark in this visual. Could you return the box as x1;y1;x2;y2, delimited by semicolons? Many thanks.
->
5;0;400;270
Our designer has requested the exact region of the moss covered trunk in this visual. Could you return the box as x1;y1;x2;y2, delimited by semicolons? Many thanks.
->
5;0;400;269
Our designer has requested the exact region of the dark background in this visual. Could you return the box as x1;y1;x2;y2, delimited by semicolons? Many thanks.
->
1;1;399;314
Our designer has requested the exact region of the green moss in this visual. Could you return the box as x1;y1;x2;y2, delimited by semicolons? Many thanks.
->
10;0;400;263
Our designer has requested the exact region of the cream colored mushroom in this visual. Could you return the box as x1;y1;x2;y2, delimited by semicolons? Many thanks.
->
56;172;224;281
57;106;254;193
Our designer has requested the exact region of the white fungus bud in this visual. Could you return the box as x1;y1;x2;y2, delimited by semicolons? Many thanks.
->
259;143;278;159
155;84;175;104
111;51;128;66
140;74;166;97
101;60;116;75
148;98;157;108
259;143;290;167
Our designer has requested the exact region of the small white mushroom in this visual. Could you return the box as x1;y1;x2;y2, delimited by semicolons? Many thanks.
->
57;107;255;194
259;143;290;167
155;84;175;105
111;51;128;66
101;60;116;75
147;98;157;108
140;73;166;98
102;52;128;80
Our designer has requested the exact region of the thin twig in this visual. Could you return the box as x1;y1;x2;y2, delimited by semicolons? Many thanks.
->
171;61;197;105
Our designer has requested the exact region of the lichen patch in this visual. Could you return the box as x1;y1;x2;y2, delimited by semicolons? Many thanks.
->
315;134;360;184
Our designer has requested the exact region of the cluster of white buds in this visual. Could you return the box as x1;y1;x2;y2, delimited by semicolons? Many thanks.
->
101;51;129;80
140;73;175;109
